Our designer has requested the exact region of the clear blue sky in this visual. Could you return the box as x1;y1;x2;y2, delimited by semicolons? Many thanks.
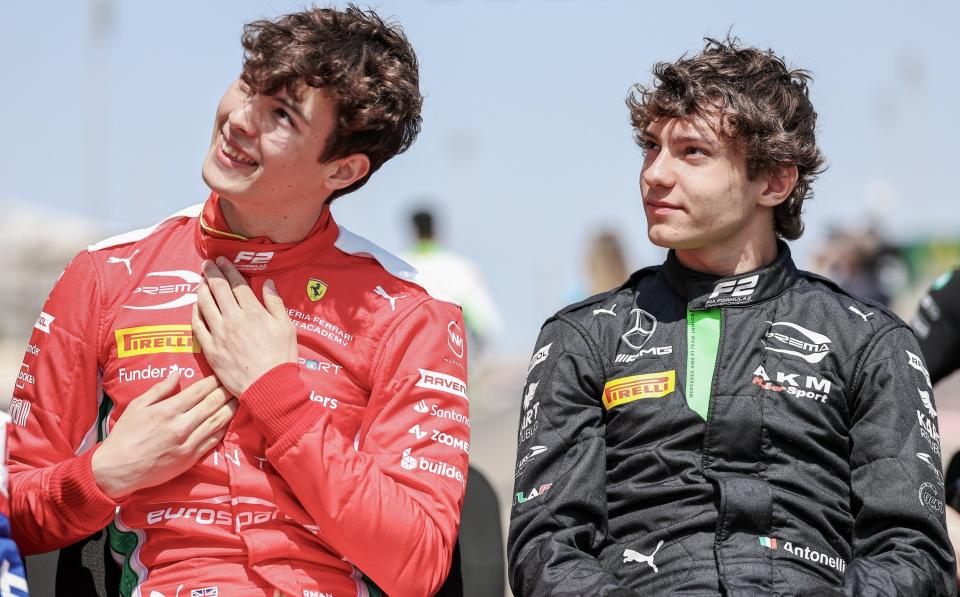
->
3;1;957;353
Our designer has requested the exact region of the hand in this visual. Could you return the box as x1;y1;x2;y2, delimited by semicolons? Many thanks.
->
192;257;297;397
91;373;237;499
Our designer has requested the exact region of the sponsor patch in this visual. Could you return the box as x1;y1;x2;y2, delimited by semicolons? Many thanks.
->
906;350;932;389
447;321;465;359
527;343;552;374
416;369;468;400
115;325;199;358
602;371;675;410
306;278;328;302
762;321;831;364
34;311;55;334
919;481;944;514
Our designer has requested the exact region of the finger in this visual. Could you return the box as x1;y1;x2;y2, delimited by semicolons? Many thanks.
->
263;279;290;320
195;428;228;461
192;303;213;347
216;257;260;310
164;375;221;412
186;398;238;447
185;386;233;424
196;280;223;330
202;259;239;315
130;370;181;407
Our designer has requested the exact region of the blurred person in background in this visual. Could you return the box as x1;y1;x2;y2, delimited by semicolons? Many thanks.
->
585;230;630;296
403;206;503;360
508;37;956;596
809;225;899;307
7;6;468;597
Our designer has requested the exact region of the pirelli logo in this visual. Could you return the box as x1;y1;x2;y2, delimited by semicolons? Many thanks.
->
602;370;675;410
115;325;200;358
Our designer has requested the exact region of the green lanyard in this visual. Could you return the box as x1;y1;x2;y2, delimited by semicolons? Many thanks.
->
686;308;721;421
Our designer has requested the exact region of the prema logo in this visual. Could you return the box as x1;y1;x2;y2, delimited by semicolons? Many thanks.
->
602;371;676;410
399;448;465;484
115;325;200;358
447;321;465;359
762;321;831;364
34;311;54;334
125;270;202;311
416;369;468;400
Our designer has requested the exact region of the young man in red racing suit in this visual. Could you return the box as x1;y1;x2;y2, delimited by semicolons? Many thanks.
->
508;38;956;596
7;7;469;597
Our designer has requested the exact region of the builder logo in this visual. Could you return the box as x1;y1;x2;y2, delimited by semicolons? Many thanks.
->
115;325;200;358
602;371;675;410
621;309;657;351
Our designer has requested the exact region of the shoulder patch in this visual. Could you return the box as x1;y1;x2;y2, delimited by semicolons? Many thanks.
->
87;204;202;252
334;225;459;306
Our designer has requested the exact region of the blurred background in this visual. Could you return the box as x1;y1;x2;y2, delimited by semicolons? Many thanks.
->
3;1;960;595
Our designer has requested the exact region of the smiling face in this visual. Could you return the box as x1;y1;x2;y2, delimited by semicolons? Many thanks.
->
201;79;344;209
639;114;773;253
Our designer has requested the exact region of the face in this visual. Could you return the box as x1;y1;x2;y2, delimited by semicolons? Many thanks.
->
639;115;771;252
201;79;341;208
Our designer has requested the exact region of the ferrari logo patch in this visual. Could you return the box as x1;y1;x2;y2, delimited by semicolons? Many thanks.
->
307;278;328;302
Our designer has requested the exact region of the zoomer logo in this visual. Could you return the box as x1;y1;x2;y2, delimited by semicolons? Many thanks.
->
602;370;675;410
115;325;200;358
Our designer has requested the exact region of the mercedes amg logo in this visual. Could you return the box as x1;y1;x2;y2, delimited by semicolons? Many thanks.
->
621;309;657;351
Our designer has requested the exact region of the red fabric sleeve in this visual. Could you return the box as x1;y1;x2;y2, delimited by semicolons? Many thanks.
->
8;251;117;554
243;298;470;597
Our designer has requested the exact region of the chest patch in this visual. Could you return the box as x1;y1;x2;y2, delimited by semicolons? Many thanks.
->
602;371;675;410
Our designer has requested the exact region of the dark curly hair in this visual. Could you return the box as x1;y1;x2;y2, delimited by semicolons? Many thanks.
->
240;5;422;200
626;37;826;240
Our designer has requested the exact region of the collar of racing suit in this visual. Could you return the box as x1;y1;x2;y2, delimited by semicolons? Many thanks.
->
194;192;339;274
660;240;798;310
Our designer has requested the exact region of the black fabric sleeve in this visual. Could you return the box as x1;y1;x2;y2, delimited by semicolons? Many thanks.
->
913;269;960;385
507;316;639;597
843;324;956;596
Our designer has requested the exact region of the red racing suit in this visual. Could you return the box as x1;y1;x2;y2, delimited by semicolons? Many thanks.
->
8;194;471;597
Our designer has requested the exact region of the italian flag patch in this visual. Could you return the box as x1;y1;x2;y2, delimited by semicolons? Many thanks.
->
759;536;778;549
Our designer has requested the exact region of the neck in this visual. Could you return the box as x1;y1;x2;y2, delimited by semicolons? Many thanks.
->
675;231;779;276
219;196;326;243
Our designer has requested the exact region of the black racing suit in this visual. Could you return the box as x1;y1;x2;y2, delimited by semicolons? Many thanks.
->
508;243;955;596
913;268;960;386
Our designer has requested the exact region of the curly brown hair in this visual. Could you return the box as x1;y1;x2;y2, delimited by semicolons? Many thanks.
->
626;37;826;240
240;5;422;200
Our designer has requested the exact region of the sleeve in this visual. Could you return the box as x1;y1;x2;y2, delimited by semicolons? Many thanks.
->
507;317;638;597
238;298;470;597
0;412;30;596
912;269;960;385
842;324;957;596
7;251;118;555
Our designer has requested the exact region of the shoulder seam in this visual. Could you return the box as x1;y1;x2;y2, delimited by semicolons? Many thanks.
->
86;204;202;252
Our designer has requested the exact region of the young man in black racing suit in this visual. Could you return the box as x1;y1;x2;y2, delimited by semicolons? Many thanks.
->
508;38;956;596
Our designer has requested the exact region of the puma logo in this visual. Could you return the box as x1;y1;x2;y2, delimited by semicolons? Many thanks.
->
374;285;407;311
848;306;874;321
623;540;664;573
593;304;617;317
107;249;140;275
